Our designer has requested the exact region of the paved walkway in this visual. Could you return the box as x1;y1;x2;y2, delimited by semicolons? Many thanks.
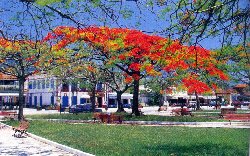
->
33;118;250;129
0;123;93;156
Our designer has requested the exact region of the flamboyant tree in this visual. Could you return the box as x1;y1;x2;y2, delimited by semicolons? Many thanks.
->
0;37;52;120
44;26;229;115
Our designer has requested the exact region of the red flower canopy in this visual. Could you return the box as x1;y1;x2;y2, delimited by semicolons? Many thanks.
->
43;26;229;93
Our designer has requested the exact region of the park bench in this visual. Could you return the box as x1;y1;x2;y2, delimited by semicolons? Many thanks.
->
158;106;167;112
93;112;102;123
219;108;237;118
110;113;123;124
0;111;18;120
92;113;123;124
171;108;193;116
224;113;250;125
12;120;30;137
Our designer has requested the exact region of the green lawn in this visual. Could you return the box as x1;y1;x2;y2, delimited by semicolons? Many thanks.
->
4;120;249;156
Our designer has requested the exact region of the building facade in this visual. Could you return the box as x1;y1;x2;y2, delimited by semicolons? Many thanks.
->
27;74;107;108
27;74;57;108
0;73;20;109
27;74;134;109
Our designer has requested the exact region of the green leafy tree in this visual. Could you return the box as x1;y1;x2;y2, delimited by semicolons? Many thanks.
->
215;44;249;85
72;61;104;112
144;73;176;106
0;37;52;120
102;67;133;112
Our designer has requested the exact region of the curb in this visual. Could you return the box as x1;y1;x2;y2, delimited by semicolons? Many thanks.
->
27;133;95;156
122;121;250;128
0;122;95;156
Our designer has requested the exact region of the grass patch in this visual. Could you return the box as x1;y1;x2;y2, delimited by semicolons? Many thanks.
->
26;113;93;120
122;114;219;122
4;120;250;156
190;109;250;117
196;109;249;113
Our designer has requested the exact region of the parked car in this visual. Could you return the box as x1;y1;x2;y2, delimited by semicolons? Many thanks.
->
69;105;83;113
242;101;250;106
123;103;131;109
232;100;250;107
232;101;241;107
209;101;217;107
69;103;92;113
108;104;117;108
82;103;92;111
187;101;196;108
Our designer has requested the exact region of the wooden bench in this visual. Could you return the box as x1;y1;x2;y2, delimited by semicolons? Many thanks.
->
12;120;30;137
92;112;102;123
224;114;250;125
220;108;237;118
158;106;167;112
0;111;18;120
171;108;193;116
110;113;123;124
93;113;123;124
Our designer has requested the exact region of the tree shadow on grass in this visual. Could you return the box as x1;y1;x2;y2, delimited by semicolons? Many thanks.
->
142;143;248;156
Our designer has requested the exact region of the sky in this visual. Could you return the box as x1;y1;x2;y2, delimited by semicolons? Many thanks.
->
0;0;248;50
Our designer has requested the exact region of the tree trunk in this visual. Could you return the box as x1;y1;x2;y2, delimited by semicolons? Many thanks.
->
116;91;125;112
18;77;25;121
132;79;140;116
159;94;164;107
57;82;62;114
195;91;201;110
90;86;96;112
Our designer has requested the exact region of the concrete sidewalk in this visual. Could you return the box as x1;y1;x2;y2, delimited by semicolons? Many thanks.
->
0;123;94;156
122;121;250;128
30;118;250;129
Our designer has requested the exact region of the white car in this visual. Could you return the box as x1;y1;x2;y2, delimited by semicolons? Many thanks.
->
188;101;197;108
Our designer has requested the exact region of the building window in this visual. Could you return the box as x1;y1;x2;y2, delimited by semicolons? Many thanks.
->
33;80;36;89
62;84;69;92
37;80;41;89
46;79;50;88
28;81;32;89
14;81;19;86
42;80;45;89
51;79;54;89
96;83;102;91
71;83;77;92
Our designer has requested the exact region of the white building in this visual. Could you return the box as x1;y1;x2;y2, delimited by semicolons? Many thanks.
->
139;85;217;106
27;74;98;108
27;74;57;108
27;74;133;108
107;92;133;106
